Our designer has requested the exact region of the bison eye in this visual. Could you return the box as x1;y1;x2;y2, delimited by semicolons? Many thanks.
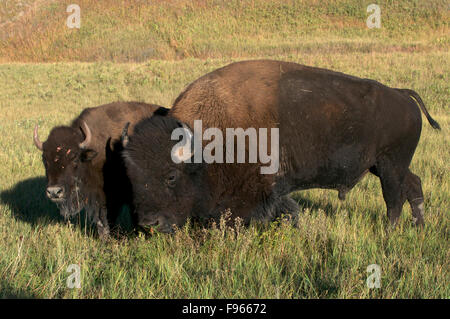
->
166;171;177;188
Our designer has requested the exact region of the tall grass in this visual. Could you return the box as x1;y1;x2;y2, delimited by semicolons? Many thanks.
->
0;0;448;62
0;0;449;298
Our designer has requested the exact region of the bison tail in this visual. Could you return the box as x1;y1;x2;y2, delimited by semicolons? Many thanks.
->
397;89;441;130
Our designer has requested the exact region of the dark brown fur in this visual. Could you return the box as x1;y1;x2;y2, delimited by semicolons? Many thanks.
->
124;60;440;232
37;101;167;237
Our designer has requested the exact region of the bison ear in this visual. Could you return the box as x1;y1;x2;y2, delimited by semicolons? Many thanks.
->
80;149;98;162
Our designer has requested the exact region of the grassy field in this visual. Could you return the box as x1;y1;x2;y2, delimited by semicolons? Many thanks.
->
0;0;449;298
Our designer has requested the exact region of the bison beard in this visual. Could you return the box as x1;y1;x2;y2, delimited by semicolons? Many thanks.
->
124;60;441;233
54;176;95;220
55;178;84;219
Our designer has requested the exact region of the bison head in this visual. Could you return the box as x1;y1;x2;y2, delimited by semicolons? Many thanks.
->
34;121;98;218
122;116;207;233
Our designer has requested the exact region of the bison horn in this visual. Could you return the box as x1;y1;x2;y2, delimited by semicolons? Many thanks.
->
79;121;92;149
121;122;130;147
33;124;43;151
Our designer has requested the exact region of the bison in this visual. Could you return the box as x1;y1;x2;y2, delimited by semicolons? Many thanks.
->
34;101;168;237
122;60;440;233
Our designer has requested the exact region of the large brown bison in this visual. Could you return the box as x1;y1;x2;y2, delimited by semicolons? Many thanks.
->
122;60;440;233
34;101;168;237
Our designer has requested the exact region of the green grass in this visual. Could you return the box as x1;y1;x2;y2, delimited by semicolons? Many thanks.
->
0;0;449;298
0;0;448;62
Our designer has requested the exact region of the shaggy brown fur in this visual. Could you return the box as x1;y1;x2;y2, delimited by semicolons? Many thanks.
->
124;60;440;232
35;101;168;237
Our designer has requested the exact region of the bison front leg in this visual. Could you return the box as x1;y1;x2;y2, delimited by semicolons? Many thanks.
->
94;206;110;239
256;195;300;225
276;196;300;224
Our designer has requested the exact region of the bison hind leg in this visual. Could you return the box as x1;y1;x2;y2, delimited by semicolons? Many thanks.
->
371;157;409;228
403;170;425;226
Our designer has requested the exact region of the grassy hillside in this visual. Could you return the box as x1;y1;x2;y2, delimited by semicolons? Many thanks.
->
0;0;449;298
0;0;449;62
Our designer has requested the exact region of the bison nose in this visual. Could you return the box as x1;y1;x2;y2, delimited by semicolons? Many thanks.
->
46;186;65;200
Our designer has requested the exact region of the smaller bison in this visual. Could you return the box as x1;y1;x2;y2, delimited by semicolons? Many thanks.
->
34;101;168;237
